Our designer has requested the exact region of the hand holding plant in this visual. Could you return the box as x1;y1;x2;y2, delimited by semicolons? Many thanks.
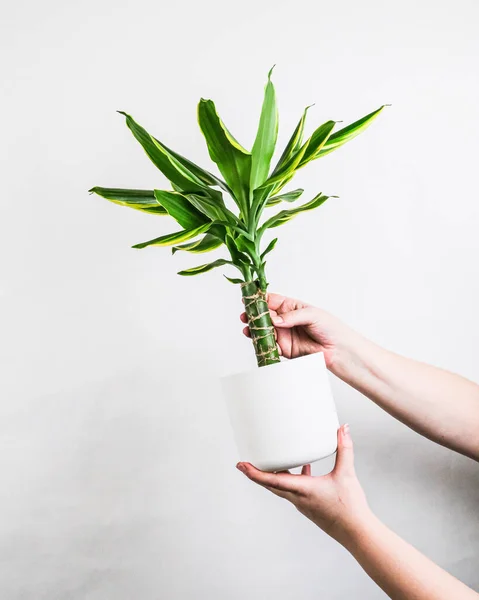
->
240;292;362;367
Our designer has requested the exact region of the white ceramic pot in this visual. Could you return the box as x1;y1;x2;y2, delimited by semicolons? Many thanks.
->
221;352;339;472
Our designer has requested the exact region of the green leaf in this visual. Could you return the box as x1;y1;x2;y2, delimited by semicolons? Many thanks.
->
170;180;224;205
260;237;278;259
156;140;231;193
251;142;309;218
298;120;336;166
178;258;236;276
266;188;304;206
89;187;168;214
206;220;250;239
225;235;252;267
132;223;211;249
261;141;309;188
234;234;255;256
250;67;278;190
153;190;208;229
185;193;237;224
224;275;244;285
317;105;388;157
197;99;251;214
172;233;223;254
253;120;333;215
119;111;206;193
259;193;333;233
271;105;311;175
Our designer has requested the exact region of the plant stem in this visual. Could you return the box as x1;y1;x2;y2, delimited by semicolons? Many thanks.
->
241;281;281;367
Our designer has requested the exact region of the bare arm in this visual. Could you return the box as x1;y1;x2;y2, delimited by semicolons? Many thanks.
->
241;293;479;461
238;427;479;600
333;336;479;461
346;511;479;600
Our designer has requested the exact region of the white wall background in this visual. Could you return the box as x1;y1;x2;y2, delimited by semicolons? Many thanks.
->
1;0;479;597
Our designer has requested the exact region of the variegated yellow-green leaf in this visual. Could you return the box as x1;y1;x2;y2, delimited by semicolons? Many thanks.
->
271;105;311;175
253;119;332;215
317;106;388;157
172;234;223;254
119;111;206;193
178;258;237;276
89;187;168;214
197;99;251;214
266;188;304;206
259;193;333;233
298;120;336;167
157;139;230;193
261;141;309;188
254;121;333;211
153;190;209;229
185;193;237;224
250;67;278;190
251;143;308;217
132;223;211;249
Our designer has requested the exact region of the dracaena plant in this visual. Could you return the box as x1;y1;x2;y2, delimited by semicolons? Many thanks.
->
90;68;386;367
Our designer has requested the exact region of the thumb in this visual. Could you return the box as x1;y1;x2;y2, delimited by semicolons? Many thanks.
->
271;307;318;329
333;424;355;477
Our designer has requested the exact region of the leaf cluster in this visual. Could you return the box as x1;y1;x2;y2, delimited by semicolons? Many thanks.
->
90;69;387;288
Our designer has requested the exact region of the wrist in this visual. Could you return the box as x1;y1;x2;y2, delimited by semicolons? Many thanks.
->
335;508;382;552
328;330;373;381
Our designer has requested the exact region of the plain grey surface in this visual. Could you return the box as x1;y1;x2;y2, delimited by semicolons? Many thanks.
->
1;0;479;598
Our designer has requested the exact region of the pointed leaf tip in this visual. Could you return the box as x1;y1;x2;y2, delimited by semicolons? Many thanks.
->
224;275;244;285
268;64;276;79
316;105;387;159
177;258;235;276
250;67;278;190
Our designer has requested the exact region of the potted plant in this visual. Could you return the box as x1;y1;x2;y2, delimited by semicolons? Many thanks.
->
90;68;386;471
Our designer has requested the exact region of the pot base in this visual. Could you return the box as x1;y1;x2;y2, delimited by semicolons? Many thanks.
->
259;449;338;473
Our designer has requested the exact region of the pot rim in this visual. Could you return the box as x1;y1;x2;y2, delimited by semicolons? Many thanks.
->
220;350;325;381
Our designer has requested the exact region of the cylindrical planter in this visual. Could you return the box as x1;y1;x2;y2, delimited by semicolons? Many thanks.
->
221;352;339;472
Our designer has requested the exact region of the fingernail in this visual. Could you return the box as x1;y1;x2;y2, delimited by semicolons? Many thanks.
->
236;463;246;472
272;316;283;324
343;424;350;438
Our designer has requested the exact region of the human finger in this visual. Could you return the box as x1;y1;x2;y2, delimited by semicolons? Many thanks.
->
237;462;304;494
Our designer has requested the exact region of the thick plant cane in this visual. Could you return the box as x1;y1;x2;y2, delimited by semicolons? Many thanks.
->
241;281;280;367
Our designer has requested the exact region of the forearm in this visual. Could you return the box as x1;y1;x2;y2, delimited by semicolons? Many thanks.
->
331;335;479;460
343;512;478;600
348;513;479;600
